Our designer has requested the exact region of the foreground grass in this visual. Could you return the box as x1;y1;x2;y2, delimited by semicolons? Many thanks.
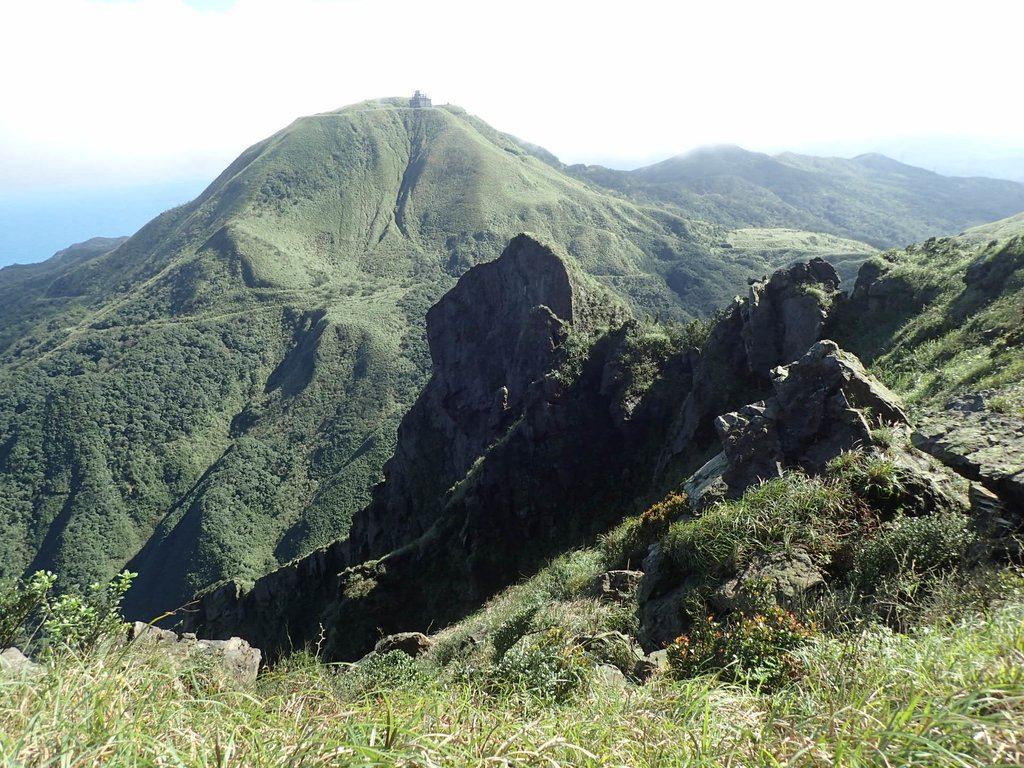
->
2;590;1023;767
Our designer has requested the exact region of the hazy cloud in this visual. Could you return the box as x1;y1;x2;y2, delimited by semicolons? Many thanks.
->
1;0;1022;187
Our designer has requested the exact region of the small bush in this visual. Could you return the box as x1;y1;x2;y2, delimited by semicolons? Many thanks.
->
614;325;680;402
491;605;540;663
429;626;479;669
44;570;137;652
0;571;56;649
349;650;424;696
491;627;589;703
663;474;856;579
667;602;813;690
798;281;835;310
0;570;135;654
577;631;642;677
533;549;604;600
599;492;685;569
851;508;976;592
827;450;909;515
666;317;713;351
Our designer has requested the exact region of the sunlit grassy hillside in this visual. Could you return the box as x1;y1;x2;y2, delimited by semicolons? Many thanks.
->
3;198;1024;768
3;514;1022;767
570;145;1024;249
832;219;1024;416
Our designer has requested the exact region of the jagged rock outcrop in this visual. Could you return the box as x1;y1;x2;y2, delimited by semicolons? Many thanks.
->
349;233;618;561
591;570;644;602
184;234;651;660
638;339;969;650
848;258;925;314
658;259;841;479
130;623;262;685
741;258;840;376
184;251;847;663
716;340;908;495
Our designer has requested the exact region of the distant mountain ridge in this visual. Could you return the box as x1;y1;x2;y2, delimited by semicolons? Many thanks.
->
567;144;1024;248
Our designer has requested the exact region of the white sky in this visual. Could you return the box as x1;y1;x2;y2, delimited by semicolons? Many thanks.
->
2;0;1023;189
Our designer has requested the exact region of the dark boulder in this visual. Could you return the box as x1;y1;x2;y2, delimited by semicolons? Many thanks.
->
716;340;907;496
711;549;824;614
658;259;842;480
741;257;840;376
591;570;644;602
374;632;433;658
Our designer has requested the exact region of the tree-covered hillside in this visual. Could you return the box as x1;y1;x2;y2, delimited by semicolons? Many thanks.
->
0;100;875;618
3;120;1024;768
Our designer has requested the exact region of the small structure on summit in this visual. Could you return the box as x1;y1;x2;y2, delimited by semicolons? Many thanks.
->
410;90;432;108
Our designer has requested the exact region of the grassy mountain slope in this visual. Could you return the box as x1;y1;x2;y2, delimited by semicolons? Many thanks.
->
4;584;1023;766
0;100;873;618
830;214;1024;416
570;145;1024;249
181;204;1024;660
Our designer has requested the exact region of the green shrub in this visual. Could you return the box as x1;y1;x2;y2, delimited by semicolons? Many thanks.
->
599;492;684;569
666;317;713;351
798;281;835;310
577;631;642;677
827;450;910;515
615;325;679;402
0;570;56;649
851;508;976;592
429;626;479;669
663;474;856;579
491;605;540;663
0;569;135;654
349;650;423;696
666;598;813;690
532;549;605;600
491;627;589;703
44;570;137;652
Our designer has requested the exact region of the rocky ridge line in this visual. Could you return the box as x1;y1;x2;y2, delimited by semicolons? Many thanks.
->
182;242;847;662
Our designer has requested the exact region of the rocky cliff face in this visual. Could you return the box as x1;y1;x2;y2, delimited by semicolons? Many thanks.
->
656;258;842;480
636;340;974;650
740;258;840;376
184;242;844;661
914;401;1024;517
348;233;616;560
184;235;626;654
